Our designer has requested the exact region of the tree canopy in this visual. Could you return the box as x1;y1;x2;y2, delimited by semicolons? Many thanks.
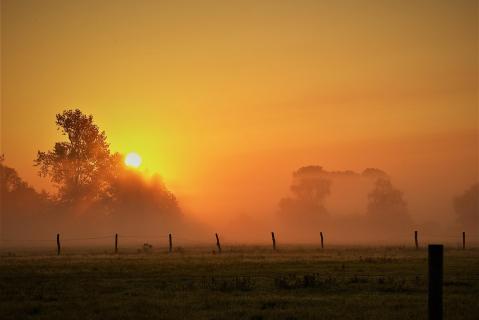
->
279;166;331;222
367;178;407;217
35;109;119;202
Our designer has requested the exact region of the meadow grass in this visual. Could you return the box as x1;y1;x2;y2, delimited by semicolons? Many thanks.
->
1;245;478;319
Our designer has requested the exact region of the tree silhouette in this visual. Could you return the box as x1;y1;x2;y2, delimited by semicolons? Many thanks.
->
1;155;32;194
279;166;331;222
367;178;410;224
365;178;412;237
1;155;51;239
106;168;179;218
454;183;478;233
290;166;332;205
34;109;119;202
362;168;389;180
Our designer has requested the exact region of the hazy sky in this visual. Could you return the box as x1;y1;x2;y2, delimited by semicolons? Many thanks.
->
1;0;478;226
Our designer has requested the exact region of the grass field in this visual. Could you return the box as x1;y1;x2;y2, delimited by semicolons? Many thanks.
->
1;245;478;320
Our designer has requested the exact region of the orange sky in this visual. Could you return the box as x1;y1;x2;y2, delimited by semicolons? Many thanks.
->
1;0;478;227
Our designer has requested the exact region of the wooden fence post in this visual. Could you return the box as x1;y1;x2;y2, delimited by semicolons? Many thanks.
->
215;233;222;253
320;232;324;249
115;233;118;254
428;244;443;320
169;233;173;253
462;232;465;250
271;232;276;251
56;233;61;256
415;230;419;249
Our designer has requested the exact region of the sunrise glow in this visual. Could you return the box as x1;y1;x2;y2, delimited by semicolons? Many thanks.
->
124;152;142;168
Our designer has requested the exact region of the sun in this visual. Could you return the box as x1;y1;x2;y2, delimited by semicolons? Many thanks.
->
124;152;142;168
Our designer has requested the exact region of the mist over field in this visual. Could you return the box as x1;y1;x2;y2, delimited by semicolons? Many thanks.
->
192;163;478;245
2;127;477;246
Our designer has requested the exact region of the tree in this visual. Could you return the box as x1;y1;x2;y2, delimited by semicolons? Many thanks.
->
34;109;118;202
1;155;43;203
367;178;411;226
1;155;31;194
279;166;331;221
1;156;51;239
290;166;332;204
107;168;179;217
362;168;389;180
454;183;478;233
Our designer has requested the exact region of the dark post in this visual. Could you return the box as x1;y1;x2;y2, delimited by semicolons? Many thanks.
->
56;233;61;256
215;233;222;253
115;233;118;254
428;244;443;320
271;232;276;251
462;232;465;250
320;232;324;249
169;233;173;253
415;230;419;249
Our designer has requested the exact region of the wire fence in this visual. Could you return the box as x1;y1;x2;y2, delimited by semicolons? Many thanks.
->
1;231;478;251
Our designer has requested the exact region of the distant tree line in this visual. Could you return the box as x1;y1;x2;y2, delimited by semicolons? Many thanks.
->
277;165;477;240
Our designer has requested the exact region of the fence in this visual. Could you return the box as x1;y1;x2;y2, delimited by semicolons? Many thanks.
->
1;230;477;254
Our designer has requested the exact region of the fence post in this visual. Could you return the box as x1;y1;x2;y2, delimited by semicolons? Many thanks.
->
462;232;465;250
169;233;173;253
428;244;443;320
271;232;276;251
215;233;222;253
115;233;118;254
320;232;324;249
56;233;61;256
415;230;419;249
